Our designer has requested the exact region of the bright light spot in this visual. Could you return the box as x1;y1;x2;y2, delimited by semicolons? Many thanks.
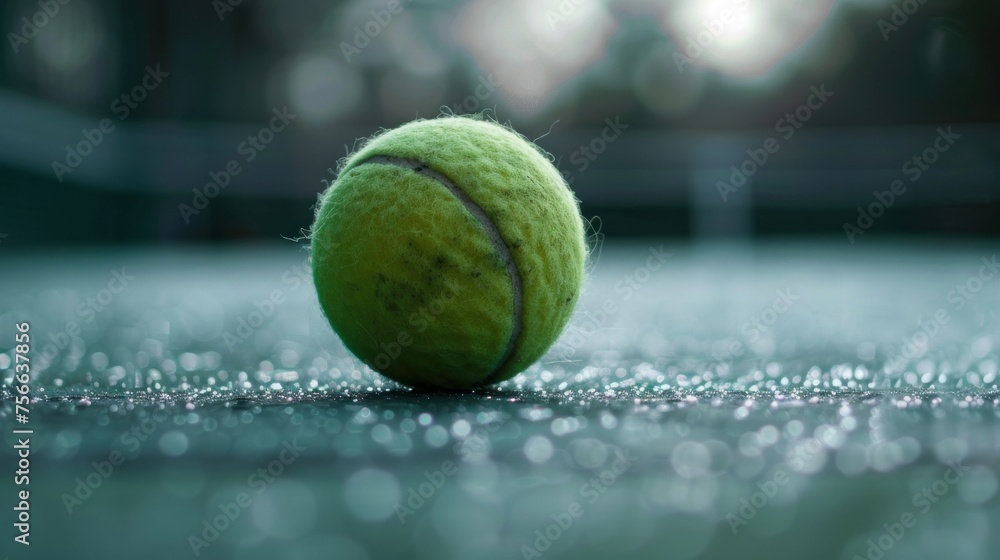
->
524;435;554;463
677;0;758;48
455;0;617;116
664;0;840;79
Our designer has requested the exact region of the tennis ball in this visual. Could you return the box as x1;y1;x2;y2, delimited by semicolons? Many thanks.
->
311;116;587;390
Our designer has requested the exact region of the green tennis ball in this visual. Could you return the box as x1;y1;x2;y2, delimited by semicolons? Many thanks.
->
311;116;587;390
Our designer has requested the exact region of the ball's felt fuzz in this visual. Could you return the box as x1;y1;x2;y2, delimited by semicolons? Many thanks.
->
311;116;587;390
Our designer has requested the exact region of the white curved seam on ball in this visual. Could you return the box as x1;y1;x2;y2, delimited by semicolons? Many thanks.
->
353;156;524;381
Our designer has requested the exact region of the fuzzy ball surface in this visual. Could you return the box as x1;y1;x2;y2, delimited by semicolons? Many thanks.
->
311;116;587;390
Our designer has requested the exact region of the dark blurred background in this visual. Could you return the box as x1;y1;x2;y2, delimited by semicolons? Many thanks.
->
1;0;997;247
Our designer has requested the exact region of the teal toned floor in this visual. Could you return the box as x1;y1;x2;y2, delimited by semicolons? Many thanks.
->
2;240;999;560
